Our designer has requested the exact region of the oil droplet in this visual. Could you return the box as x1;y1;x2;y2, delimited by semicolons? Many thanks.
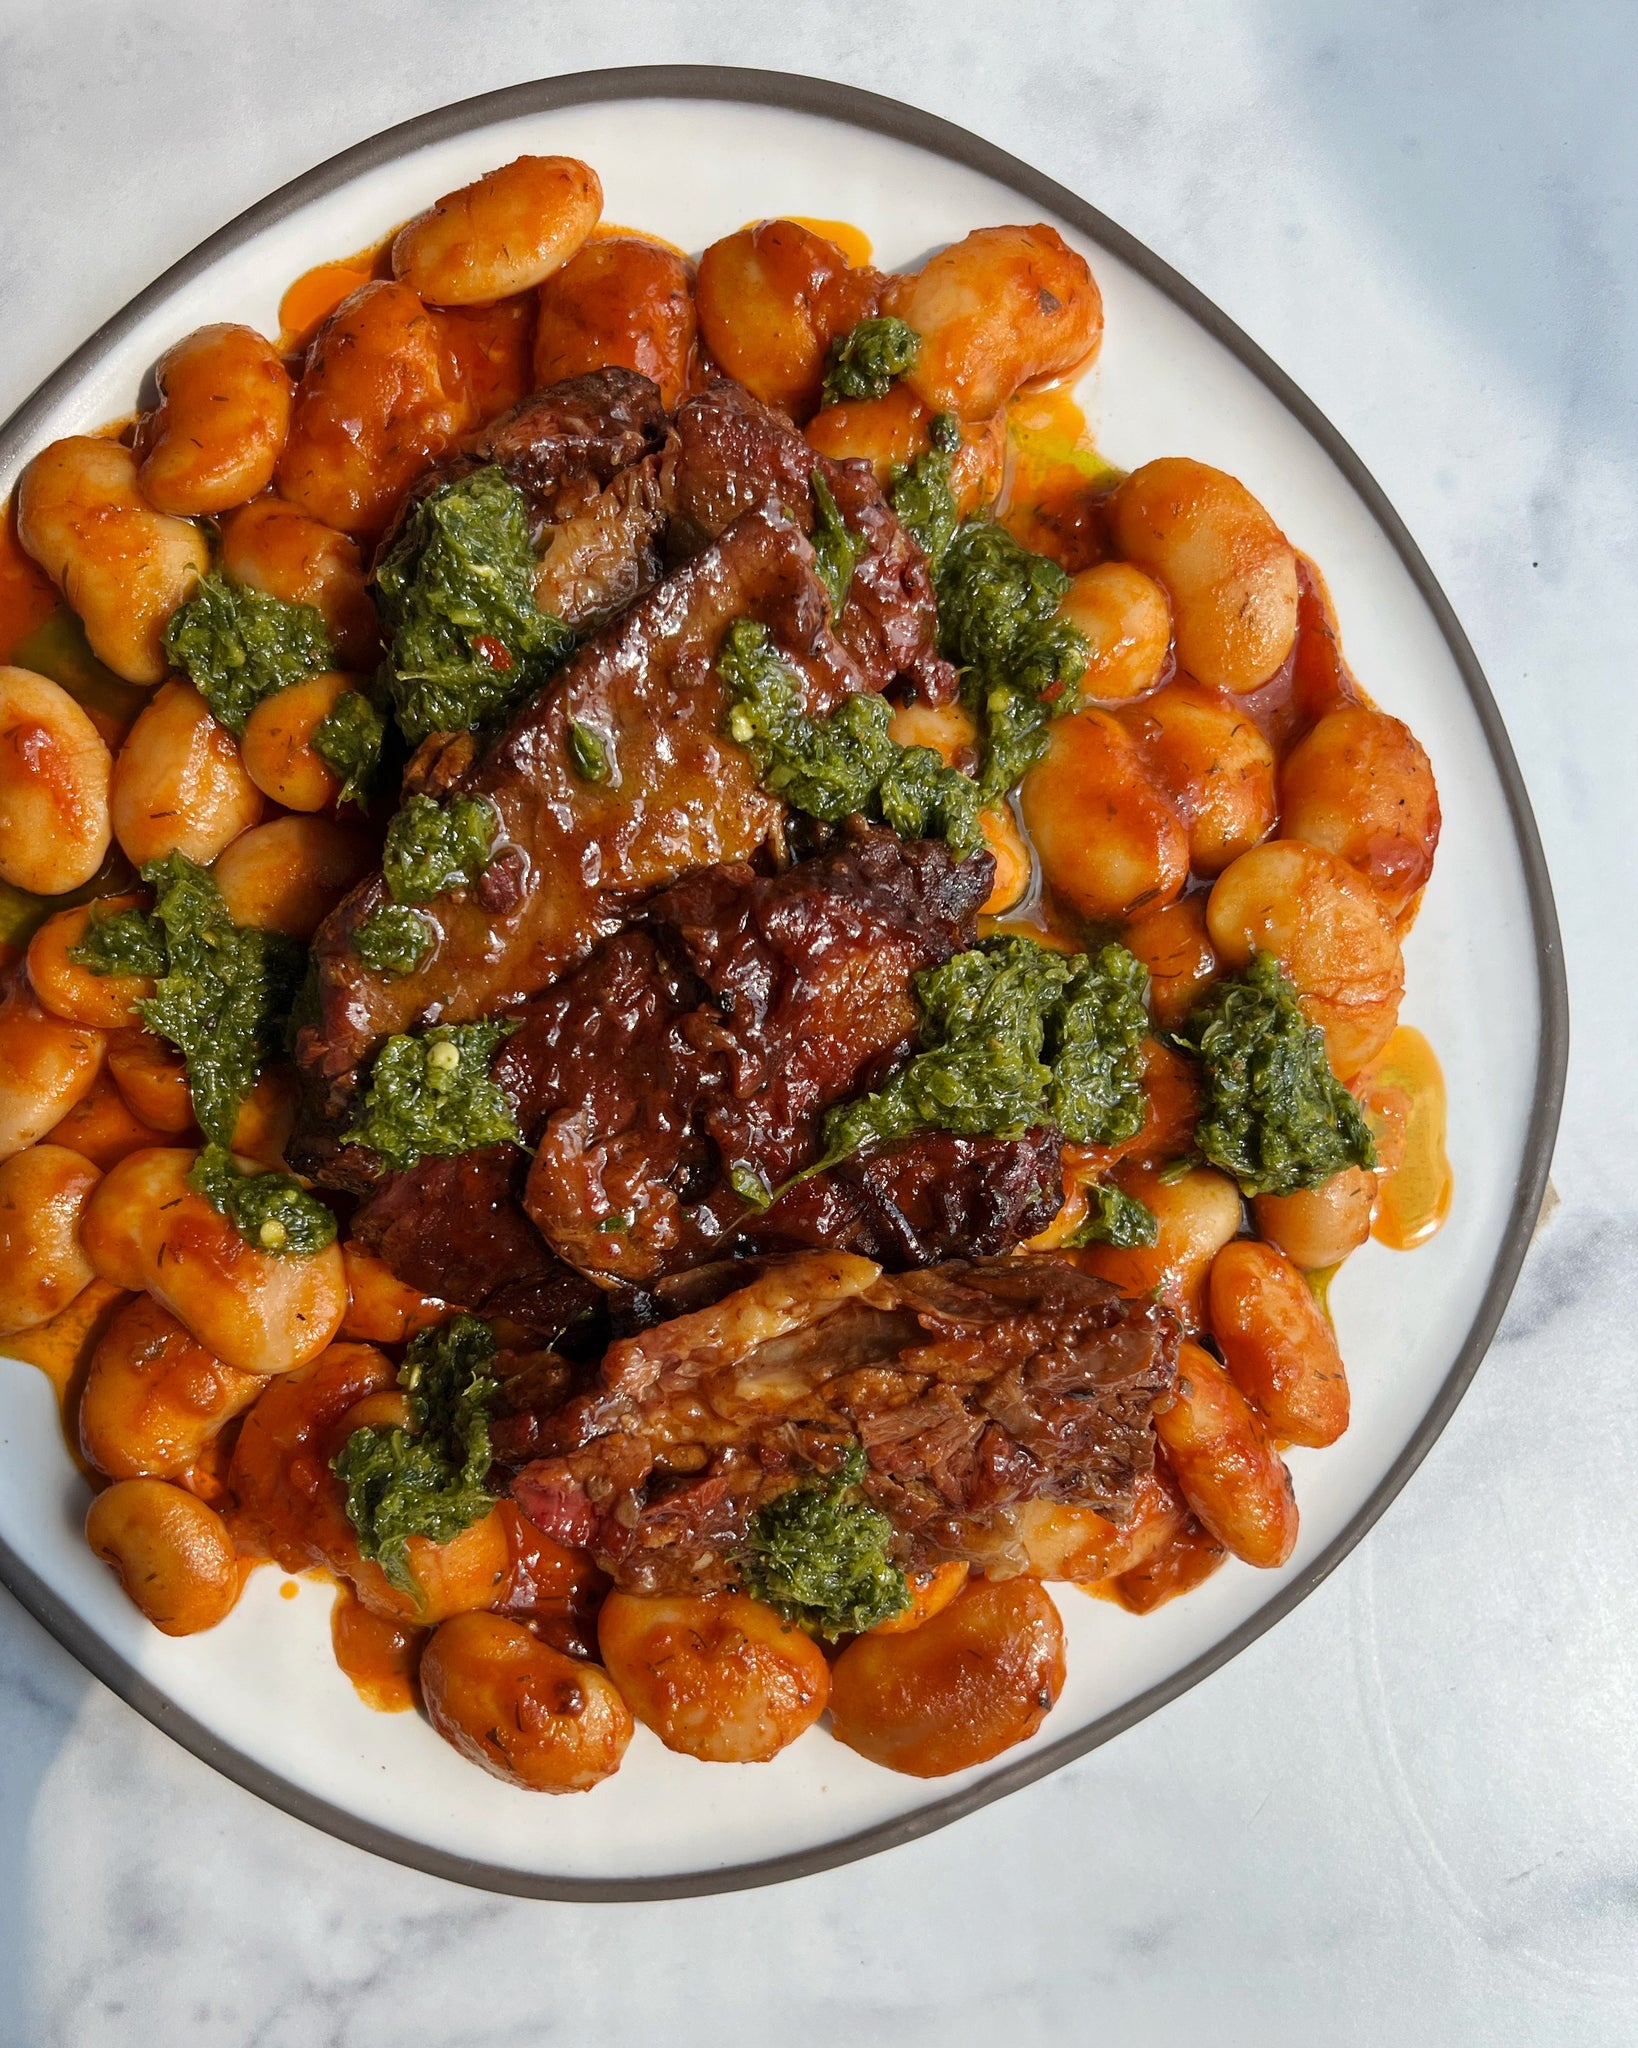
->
1357;1026;1453;1251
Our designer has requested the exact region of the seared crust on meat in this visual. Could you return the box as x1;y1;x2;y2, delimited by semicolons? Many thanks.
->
500;1251;1179;1594
296;504;866;1155
738;1127;1064;1266
668;379;957;703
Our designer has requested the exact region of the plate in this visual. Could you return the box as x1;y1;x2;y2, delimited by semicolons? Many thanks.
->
0;67;1567;1899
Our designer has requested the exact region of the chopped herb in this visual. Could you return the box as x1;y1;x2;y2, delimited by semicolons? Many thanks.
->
332;1314;499;1593
1177;952;1377;1196
69;904;166;980
1049;942;1151;1148
729;1162;774;1210
566;720;610;783
341;1019;521;1172
353;904;435;978
821;316;922;406
597;1214;631;1234
808;470;864;614
374;467;573;743
312;690;386;807
936;522;1087;798
738;1445;909;1638
887;412;963;566
132;854;302;1148
813;935;1149;1175
381;792;498;905
162;572;334;736
1065;1182;1160;1250
719;618;984;859
187;1144;338;1256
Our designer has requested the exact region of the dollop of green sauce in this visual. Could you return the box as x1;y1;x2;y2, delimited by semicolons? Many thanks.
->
738;1445;910;1638
353;904;435;979
374;466;574;744
163;572;335;736
719;618;984;860
75;855;301;1148
887;411;963;566
1177;952;1377;1196
332;1314;499;1594
341;1019;521;1171
808;470;864;615
381;792;499;905
821;316;922;406
187;1144;338;1257
814;935;1150;1175
69;904;166;979
935;522;1087;799
1065;1182;1160;1250
312;689;386;807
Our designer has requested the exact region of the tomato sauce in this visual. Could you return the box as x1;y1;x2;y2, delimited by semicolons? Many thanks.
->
330;1582;425;1712
3;1277;130;1466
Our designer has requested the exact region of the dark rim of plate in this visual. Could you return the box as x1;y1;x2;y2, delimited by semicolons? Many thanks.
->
0;65;1569;1904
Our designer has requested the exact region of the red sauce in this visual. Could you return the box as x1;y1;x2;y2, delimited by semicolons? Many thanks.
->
4;1277;131;1468
330;1582;425;1712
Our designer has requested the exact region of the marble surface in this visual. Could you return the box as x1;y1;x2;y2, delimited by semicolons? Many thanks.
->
0;2;1628;2041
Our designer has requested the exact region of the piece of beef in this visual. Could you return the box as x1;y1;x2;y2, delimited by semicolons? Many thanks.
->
348;1144;602;1335
497;823;993;1285
737;1128;1064;1266
499;1250;1180;1595
296;503;870;1156
667;379;958;704
371;369;673;632
473;368;670;515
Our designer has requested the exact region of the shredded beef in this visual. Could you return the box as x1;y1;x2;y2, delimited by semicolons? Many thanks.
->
500;1250;1179;1595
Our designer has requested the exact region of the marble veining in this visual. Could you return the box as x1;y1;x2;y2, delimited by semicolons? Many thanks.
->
1;2;1631;2042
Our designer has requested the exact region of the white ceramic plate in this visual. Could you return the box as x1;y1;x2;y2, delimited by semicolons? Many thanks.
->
0;69;1566;1899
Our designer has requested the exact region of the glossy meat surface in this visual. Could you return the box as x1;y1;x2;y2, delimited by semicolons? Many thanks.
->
738;1127;1064;1266
667;378;957;704
298;502;864;1143
500;823;992;1285
347;1144;600;1334
500;1251;1180;1594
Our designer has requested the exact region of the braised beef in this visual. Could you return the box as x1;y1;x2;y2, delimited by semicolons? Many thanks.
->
296;503;868;1148
667;378;957;703
499;823;991;1285
500;1251;1180;1594
348;1144;602;1336
737;1127;1064;1266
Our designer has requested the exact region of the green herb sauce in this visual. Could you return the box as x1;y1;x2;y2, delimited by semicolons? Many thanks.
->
719;618;984;859
341;1019;521;1171
887;411;963;566
935;522;1087;798
352;904;435;979
187;1144;338;1257
821;317;922;406
162;572;335;736
1065;1182;1160;1250
738;1445;909;1638
808;470;865;614
374;467;573;744
566;720;610;783
69;904;166;979
331;1314;499;1593
814;935;1149;1176
311;690;386;807
120;854;302;1148
381;792;498;905
1177;952;1378;1196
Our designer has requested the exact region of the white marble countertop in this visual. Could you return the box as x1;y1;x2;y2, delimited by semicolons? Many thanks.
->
0;3;1629;2041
